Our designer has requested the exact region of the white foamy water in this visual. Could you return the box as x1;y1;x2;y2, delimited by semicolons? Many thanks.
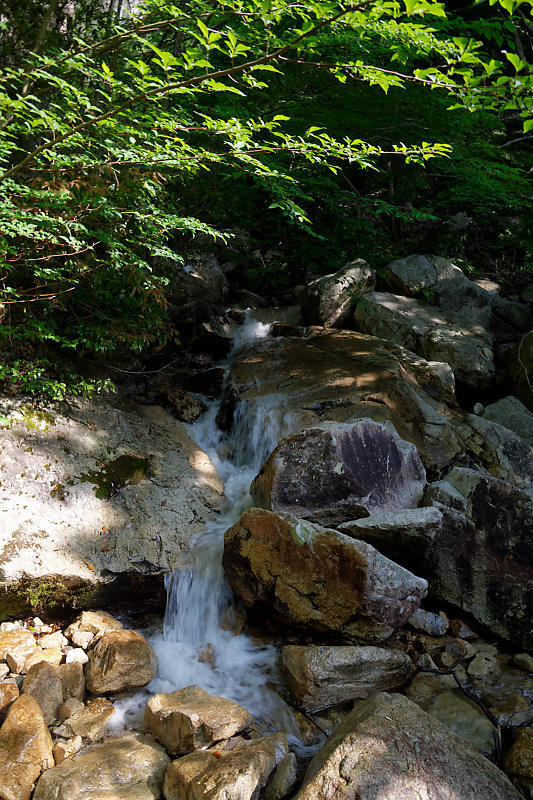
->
112;313;314;747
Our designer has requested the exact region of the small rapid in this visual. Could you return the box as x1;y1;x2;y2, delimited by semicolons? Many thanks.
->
112;313;308;743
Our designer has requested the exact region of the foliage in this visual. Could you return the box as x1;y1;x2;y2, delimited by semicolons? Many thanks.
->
0;0;532;394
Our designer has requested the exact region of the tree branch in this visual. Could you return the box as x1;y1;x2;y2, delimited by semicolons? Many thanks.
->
0;3;363;183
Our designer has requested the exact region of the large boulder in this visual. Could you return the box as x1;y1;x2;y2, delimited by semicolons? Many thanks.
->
85;630;157;694
294;692;521;800
343;468;533;649
281;645;412;712
385;254;494;327
504;727;533;796
354;291;494;390
481;395;533;448
384;254;531;340
162;733;291;800
65;611;123;640
33;733;169;800
462;414;533;489
0;695;54;800
298;260;375;327
145;686;251;755
220;329;463;476
0;397;225;617
423;468;533;649
250;421;426;526
223;508;427;643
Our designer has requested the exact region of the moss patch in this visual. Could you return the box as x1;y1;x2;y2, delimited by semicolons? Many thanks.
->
20;405;56;432
81;453;149;499
0;572;165;620
0;576;101;620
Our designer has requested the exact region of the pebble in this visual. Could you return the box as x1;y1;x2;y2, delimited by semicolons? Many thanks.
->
409;609;448;637
513;652;533;673
449;619;477;640
467;653;501;682
0;622;21;633
53;735;83;765
65;647;89;665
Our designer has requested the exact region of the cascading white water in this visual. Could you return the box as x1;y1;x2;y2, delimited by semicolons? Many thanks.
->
112;313;310;742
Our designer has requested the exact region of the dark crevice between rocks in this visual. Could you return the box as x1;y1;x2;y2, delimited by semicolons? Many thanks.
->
0;572;166;624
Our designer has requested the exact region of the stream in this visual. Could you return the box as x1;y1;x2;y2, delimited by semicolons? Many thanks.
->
111;314;313;749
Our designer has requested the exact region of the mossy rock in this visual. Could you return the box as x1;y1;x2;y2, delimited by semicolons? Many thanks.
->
0;572;165;620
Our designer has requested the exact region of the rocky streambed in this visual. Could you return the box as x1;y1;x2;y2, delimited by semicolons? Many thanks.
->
0;254;533;799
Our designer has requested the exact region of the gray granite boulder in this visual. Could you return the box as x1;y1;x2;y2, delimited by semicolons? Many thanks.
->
250;420;426;526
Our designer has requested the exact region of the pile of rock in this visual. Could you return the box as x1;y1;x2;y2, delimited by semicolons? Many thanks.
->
0;610;162;800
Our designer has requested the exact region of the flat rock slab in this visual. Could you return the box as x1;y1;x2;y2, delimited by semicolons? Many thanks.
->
163;733;289;800
0;396;225;615
251;420;426;526
145;685;251;755
223;508;427;642
282;645;413;712
295;692;522;800
338;508;443;572
33;733;169;800
220;328;462;476
85;630;156;694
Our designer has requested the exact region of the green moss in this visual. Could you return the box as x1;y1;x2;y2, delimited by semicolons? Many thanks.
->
20;405;55;433
0;573;165;620
0;577;101;620
81;453;149;499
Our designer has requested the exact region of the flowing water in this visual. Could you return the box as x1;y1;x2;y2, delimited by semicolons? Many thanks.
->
112;314;312;746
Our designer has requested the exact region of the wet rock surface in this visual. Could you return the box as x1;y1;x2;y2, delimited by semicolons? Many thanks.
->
281;645;413;712
145;685;252;755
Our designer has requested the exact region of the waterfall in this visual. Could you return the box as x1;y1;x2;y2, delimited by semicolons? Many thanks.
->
131;312;304;739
